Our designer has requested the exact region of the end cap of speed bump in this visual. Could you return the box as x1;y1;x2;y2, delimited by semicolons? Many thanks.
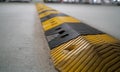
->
45;23;104;49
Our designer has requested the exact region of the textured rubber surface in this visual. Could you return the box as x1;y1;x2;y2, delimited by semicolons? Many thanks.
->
36;3;120;72
51;34;120;72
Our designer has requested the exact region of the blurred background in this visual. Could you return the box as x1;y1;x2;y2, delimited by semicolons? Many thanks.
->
44;0;120;6
0;0;120;6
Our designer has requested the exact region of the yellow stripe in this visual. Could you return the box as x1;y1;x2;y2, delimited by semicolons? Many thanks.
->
36;4;53;12
36;4;49;11
39;11;60;18
42;16;80;31
50;34;120;72
38;8;54;13
83;34;119;44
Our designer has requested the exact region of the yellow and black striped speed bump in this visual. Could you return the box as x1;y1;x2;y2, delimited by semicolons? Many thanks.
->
36;3;120;72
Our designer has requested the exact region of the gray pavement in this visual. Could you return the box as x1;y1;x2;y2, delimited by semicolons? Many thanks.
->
46;3;120;40
0;3;57;72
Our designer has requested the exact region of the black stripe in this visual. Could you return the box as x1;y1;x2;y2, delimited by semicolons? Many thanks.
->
45;23;104;49
39;10;56;15
40;13;68;22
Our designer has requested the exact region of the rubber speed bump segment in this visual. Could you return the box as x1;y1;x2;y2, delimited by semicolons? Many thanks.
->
51;34;120;72
45;23;104;49
36;3;120;72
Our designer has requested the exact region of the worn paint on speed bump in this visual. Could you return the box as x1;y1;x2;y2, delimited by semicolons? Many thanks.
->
36;3;120;72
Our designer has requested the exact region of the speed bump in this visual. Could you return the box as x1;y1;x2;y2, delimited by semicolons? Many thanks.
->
36;3;120;72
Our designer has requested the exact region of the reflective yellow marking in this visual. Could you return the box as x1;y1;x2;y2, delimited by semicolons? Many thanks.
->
39;11;60;18
42;16;80;31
